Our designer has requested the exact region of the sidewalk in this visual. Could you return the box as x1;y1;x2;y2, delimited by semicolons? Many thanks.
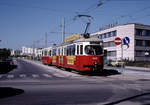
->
125;66;150;72
104;65;150;73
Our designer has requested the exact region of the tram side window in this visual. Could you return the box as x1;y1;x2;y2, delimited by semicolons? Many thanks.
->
80;45;83;55
61;48;63;56
64;47;67;56
42;51;44;56
49;50;52;56
72;44;75;55
77;45;79;55
52;49;56;56
67;44;75;56
67;47;69;56
57;48;60;56
44;51;47;56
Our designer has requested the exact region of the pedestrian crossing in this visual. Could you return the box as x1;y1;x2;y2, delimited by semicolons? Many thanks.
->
0;73;66;79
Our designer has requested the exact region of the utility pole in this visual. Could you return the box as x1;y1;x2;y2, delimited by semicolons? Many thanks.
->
45;32;48;48
33;41;35;60
62;18;65;43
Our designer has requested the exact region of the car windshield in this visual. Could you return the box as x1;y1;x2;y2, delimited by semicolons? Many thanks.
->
85;45;103;55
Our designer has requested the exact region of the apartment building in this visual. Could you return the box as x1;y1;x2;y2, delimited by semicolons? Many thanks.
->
91;23;150;61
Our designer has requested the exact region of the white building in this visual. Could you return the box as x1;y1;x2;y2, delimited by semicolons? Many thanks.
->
22;46;34;56
34;48;42;58
11;49;21;56
91;23;150;61
21;46;42;59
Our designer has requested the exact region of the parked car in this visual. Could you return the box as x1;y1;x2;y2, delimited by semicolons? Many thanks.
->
0;58;17;73
108;60;125;67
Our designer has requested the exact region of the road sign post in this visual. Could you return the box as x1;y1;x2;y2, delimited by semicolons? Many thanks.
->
114;37;130;73
114;37;123;73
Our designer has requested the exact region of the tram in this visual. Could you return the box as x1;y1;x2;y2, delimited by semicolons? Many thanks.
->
42;14;104;72
41;47;52;65
42;37;104;72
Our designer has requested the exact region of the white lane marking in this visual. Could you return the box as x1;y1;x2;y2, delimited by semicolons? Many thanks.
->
32;74;39;78
42;74;52;78
7;75;14;78
53;73;65;77
19;74;26;78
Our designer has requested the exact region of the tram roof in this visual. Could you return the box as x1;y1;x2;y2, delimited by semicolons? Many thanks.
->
53;37;103;47
74;37;103;42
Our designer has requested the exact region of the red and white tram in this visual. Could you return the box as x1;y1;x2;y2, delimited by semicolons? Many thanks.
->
41;47;52;65
42;37;104;72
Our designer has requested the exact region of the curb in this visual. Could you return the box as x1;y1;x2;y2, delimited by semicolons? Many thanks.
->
125;66;150;72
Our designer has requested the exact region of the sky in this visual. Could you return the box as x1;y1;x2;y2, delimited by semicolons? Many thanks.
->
0;0;150;50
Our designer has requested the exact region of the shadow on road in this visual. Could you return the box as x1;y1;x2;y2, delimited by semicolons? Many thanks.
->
0;87;24;99
79;69;120;76
104;92;150;105
0;65;18;74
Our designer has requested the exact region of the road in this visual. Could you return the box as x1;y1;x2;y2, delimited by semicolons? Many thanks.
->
0;59;150;105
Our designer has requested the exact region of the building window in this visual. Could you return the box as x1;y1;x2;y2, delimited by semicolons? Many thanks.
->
135;40;143;46
104;33;106;38
101;34;104;39
135;50;143;57
98;35;102;39
142;30;147;36
135;50;150;57
112;31;116;36
147;30;150;36
108;32;111;37
136;29;150;36
146;40;150;47
107;51;116;57
106;33;109;38
135;29;142;36
136;40;150;47
103;41;116;47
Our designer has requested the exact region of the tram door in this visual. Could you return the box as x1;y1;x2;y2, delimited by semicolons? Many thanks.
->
76;44;83;66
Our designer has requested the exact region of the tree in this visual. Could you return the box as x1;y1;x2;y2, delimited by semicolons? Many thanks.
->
0;48;11;61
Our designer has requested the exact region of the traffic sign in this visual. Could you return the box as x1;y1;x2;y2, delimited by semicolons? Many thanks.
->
114;37;122;45
123;37;130;45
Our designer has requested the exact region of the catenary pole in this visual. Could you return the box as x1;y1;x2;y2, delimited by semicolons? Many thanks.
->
62;18;65;43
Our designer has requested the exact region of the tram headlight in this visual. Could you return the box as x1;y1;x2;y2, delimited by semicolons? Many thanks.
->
94;61;97;65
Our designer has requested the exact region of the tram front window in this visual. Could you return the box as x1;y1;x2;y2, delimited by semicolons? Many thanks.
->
85;45;103;55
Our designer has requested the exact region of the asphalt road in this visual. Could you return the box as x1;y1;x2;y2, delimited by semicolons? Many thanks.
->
0;59;150;105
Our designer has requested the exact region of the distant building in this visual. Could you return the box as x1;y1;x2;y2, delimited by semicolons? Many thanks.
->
11;49;21;57
91;23;150;61
21;46;42;59
34;48;42;59
22;46;34;56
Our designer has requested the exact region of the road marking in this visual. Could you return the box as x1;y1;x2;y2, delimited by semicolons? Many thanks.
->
19;74;26;78
32;74;39;78
42;74;52;78
7;75;14;78
53;73;65;77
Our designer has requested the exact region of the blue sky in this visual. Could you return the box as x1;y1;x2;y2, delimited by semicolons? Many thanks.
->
0;0;150;49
